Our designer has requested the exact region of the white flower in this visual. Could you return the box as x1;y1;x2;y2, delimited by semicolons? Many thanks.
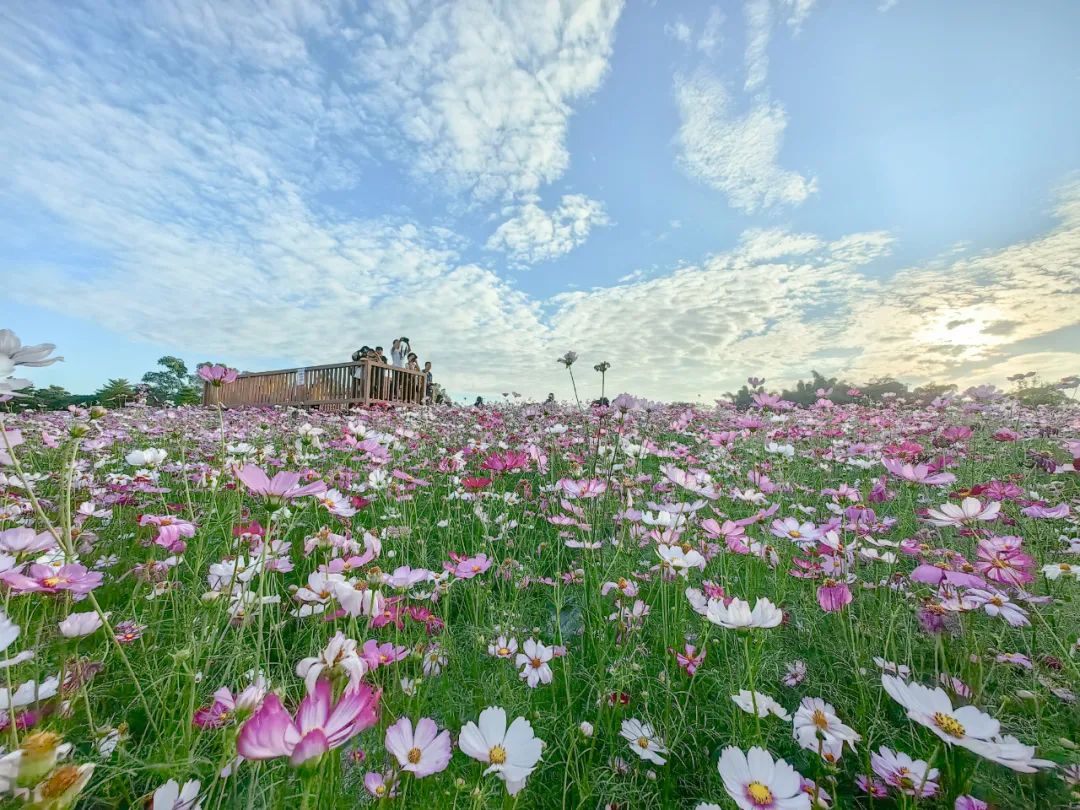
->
1043;562;1078;580
705;597;783;630
58;611;105;639
579;721;594;738
925;497;1000;527
657;543;706;576
732;690;791;721
792;698;861;755
0;330;63;377
515;639;553;688
153;778;202;810
459;706;543;796
619;718;668;765
717;746;810;810
0;613;32;668
487;636;519;659
295;631;367;693
125;448;167;468
765;442;796;459
881;675;1052;771
0;675;60;710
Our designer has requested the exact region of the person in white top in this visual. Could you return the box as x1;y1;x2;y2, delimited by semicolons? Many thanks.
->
390;338;405;368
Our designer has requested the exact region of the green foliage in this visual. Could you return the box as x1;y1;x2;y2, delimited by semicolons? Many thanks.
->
5;383;89;411
94;378;137;407
141;355;200;405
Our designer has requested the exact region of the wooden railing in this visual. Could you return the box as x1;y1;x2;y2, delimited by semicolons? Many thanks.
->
202;360;427;408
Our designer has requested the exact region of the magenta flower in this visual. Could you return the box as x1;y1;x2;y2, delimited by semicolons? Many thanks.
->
671;644;705;676
480;451;529;474
384;716;452;778
817;580;853;612
197;364;239;386
452;553;491;579
910;563;985;588
1;563;102;595
360;640;409;670
236;464;328;506
237;679;380;768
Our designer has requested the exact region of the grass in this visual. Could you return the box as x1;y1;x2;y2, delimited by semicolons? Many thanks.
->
0;394;1077;808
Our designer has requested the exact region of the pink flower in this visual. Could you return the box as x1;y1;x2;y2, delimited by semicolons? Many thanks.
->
139;515;195;552
1021;502;1070;519
58;611;104;638
882;458;957;486
236;464;327;506
360;640;409;670
910;562;985;588
480;451;529;474
671;644;705;676
955;796;988;810
0;529;56;556
556;478;607;498
452;553;491;579
974;540;1034;586
194;678;267;728
384;716;452;778
197;364;239;386
817;580;853;612
237;679;379;768
1;563;102;595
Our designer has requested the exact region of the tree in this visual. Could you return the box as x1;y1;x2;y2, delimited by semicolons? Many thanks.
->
141;356;199;405
95;378;136;408
7;384;80;412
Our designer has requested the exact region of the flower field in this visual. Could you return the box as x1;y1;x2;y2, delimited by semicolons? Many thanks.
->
0;387;1078;808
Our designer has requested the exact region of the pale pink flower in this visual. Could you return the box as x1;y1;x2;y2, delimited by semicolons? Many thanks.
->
384;716;451;778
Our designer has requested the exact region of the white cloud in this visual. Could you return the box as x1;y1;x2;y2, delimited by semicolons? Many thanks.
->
675;70;817;212
743;0;773;93
486;195;610;267
666;7;724;57
664;18;693;45
350;0;625;202
781;0;817;33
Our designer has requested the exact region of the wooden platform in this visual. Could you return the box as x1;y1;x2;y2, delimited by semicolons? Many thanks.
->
202;360;426;408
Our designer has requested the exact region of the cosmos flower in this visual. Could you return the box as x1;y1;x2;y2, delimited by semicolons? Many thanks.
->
705;597;783;630
0;330;63;376
236;464;327;505
925;498;1000;528
716;746;810;810
1;563;102;595
197;364;239;386
295;632;368;693
125;448;168;468
384;716;451;778
792;698;861;755
881;675;1052;772
152;778;202;810
870;747;938;797
236;679;379;768
515;639;554;688
488;636;519;659
459;706;543;796
58;611;104;639
619;718;668;765
732;691;791;721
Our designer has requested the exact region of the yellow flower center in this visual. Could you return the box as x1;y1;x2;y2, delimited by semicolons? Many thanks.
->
489;745;507;765
497;647;510;657
21;731;62;755
1060;563;1072;572
407;747;422;764
933;712;965;738
747;781;773;806
42;576;61;588
530;657;544;669
39;766;81;799
636;736;650;749
789;530;801;538
812;709;829;730
374;784;386;797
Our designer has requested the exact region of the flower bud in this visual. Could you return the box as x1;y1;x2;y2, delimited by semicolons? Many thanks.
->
579;721;594;738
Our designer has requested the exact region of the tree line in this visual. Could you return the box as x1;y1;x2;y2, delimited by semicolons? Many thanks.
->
6;356;208;411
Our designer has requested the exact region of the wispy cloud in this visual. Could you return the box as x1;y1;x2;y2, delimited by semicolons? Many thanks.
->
674;70;817;212
348;0;625;203
486;195;610;267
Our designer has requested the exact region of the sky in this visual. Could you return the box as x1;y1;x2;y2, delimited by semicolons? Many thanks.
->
1;0;1079;404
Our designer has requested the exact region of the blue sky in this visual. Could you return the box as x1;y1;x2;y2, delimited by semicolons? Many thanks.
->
2;0;1078;402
